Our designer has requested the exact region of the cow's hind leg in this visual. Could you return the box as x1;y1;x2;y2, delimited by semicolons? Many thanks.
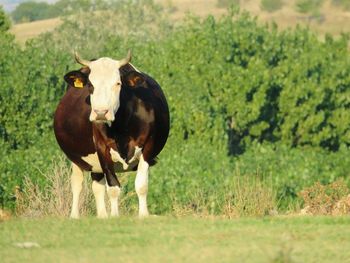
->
135;154;149;218
91;173;108;219
103;170;121;218
70;163;84;219
107;184;121;217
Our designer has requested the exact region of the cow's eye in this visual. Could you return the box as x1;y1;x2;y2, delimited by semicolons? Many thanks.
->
113;82;121;91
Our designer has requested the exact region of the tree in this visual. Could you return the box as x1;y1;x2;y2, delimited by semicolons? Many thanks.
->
0;6;11;31
11;1;51;23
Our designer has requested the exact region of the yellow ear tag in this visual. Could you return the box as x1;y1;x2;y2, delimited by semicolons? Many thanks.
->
74;78;84;88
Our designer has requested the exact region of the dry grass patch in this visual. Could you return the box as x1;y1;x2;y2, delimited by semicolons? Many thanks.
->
10;17;62;44
299;179;350;215
15;156;94;218
222;174;277;218
171;173;277;218
0;208;11;222
15;156;139;218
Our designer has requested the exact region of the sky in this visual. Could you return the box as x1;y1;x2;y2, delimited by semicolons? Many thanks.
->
0;0;57;12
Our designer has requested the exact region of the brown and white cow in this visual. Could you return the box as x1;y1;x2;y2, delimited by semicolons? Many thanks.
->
54;51;169;218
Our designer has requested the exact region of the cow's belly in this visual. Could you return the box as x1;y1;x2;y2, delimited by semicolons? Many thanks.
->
82;153;102;173
81;152;138;173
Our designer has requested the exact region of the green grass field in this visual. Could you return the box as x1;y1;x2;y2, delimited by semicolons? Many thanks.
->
1;216;350;263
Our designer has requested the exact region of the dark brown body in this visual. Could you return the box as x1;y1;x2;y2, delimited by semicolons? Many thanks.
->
54;64;169;187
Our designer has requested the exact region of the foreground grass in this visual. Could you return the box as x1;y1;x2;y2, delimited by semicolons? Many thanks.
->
1;216;350;263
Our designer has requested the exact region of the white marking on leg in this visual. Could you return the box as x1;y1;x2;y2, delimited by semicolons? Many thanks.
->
128;146;142;164
82;152;102;173
92;177;108;219
109;148;128;170
107;185;121;217
135;154;149;218
70;163;84;219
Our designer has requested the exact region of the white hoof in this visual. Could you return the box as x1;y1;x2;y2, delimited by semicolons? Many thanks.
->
138;211;149;219
97;210;108;219
110;212;120;218
70;212;80;219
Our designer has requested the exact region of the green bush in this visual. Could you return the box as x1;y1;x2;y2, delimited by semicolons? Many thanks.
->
2;2;350;213
11;0;111;23
0;6;11;31
12;1;53;23
114;11;350;152
261;0;284;12
332;0;350;10
295;0;324;14
217;0;240;8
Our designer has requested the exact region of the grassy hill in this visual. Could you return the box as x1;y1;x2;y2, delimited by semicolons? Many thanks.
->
10;17;61;44
9;0;350;44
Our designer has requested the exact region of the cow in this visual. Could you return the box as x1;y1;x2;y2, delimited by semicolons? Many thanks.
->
53;51;170;218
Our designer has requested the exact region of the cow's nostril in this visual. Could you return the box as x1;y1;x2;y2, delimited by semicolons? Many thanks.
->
94;109;108;119
94;109;108;115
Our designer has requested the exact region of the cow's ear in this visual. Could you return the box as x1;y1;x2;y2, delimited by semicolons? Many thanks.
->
124;71;146;88
64;71;87;89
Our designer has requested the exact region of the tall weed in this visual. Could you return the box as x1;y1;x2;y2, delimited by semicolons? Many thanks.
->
16;157;94;217
222;173;276;218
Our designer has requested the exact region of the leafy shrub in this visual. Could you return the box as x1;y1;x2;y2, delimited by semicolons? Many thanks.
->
12;1;54;23
217;0;240;8
118;11;350;152
299;179;350;215
11;0;107;23
295;0;324;14
39;0;169;57
261;0;284;12
0;136;61;209
0;6;11;31
332;0;350;10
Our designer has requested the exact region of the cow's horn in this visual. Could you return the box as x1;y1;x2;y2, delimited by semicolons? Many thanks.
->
119;50;132;67
74;51;91;67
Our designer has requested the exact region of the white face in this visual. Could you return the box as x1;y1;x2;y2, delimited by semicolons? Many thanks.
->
88;57;123;123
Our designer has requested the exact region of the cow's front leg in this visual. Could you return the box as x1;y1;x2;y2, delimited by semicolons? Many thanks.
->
93;123;121;218
91;173;108;219
98;150;121;217
70;163;84;219
97;158;121;217
135;154;149;218
105;169;121;217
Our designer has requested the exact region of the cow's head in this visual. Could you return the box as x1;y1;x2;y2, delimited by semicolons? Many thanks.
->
64;51;131;124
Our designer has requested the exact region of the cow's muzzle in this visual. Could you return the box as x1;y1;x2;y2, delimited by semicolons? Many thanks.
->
90;109;114;122
95;109;108;120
